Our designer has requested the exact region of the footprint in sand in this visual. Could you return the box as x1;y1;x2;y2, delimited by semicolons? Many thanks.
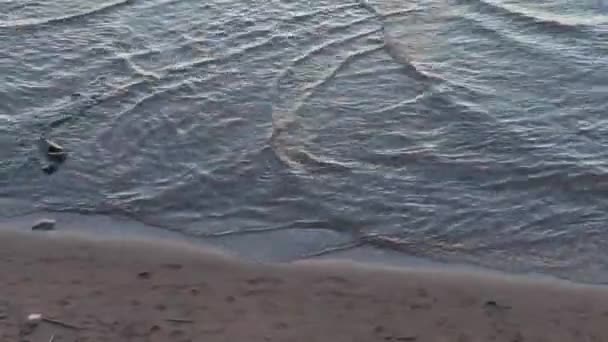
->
137;271;152;280
416;288;429;298
273;322;289;330
169;329;186;339
149;324;161;334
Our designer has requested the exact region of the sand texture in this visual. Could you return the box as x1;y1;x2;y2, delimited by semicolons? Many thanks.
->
1;231;608;342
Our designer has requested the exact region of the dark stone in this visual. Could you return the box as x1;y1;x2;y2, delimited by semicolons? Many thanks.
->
41;139;67;163
46;140;63;153
31;219;56;231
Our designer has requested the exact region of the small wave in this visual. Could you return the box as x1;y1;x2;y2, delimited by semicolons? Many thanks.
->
336;65;407;80
289;3;364;22
363;147;443;169
0;0;134;29
203;218;356;238
117;54;163;80
271;45;383;172
269;115;350;173
166;34;284;76
350;0;443;83
381;8;419;20
480;164;608;195
301;45;384;92
459;12;602;65
303;233;465;260
382;34;444;83
284;28;382;72
356;0;419;20
326;15;378;33
273;146;353;173
357;0;381;17
458;0;602;35
367;91;429;115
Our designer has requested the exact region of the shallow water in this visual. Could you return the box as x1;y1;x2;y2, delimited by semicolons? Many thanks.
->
1;0;607;283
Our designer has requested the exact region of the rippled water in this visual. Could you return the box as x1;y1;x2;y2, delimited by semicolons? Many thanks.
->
1;0;607;282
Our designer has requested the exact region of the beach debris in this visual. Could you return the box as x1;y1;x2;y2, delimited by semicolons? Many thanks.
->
27;313;43;323
20;313;43;336
22;313;43;334
165;318;194;324
31;219;56;231
49;333;56;342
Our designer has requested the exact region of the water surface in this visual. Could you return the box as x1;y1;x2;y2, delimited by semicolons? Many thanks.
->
1;0;607;283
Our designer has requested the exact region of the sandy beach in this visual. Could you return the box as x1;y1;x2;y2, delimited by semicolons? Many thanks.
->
1;231;608;342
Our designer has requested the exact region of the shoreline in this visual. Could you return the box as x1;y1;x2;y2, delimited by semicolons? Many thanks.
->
2;229;608;341
0;210;593;286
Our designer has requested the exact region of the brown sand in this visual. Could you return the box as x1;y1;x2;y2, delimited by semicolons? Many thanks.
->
1;231;608;342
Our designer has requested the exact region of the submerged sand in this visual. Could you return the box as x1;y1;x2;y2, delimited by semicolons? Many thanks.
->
1;231;607;342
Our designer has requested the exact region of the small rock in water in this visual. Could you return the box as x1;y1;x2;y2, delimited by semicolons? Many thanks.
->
45;139;63;153
31;219;56;231
39;138;67;166
42;164;58;175
46;141;67;161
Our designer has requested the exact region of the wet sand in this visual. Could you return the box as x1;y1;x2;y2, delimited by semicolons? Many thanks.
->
1;230;608;342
